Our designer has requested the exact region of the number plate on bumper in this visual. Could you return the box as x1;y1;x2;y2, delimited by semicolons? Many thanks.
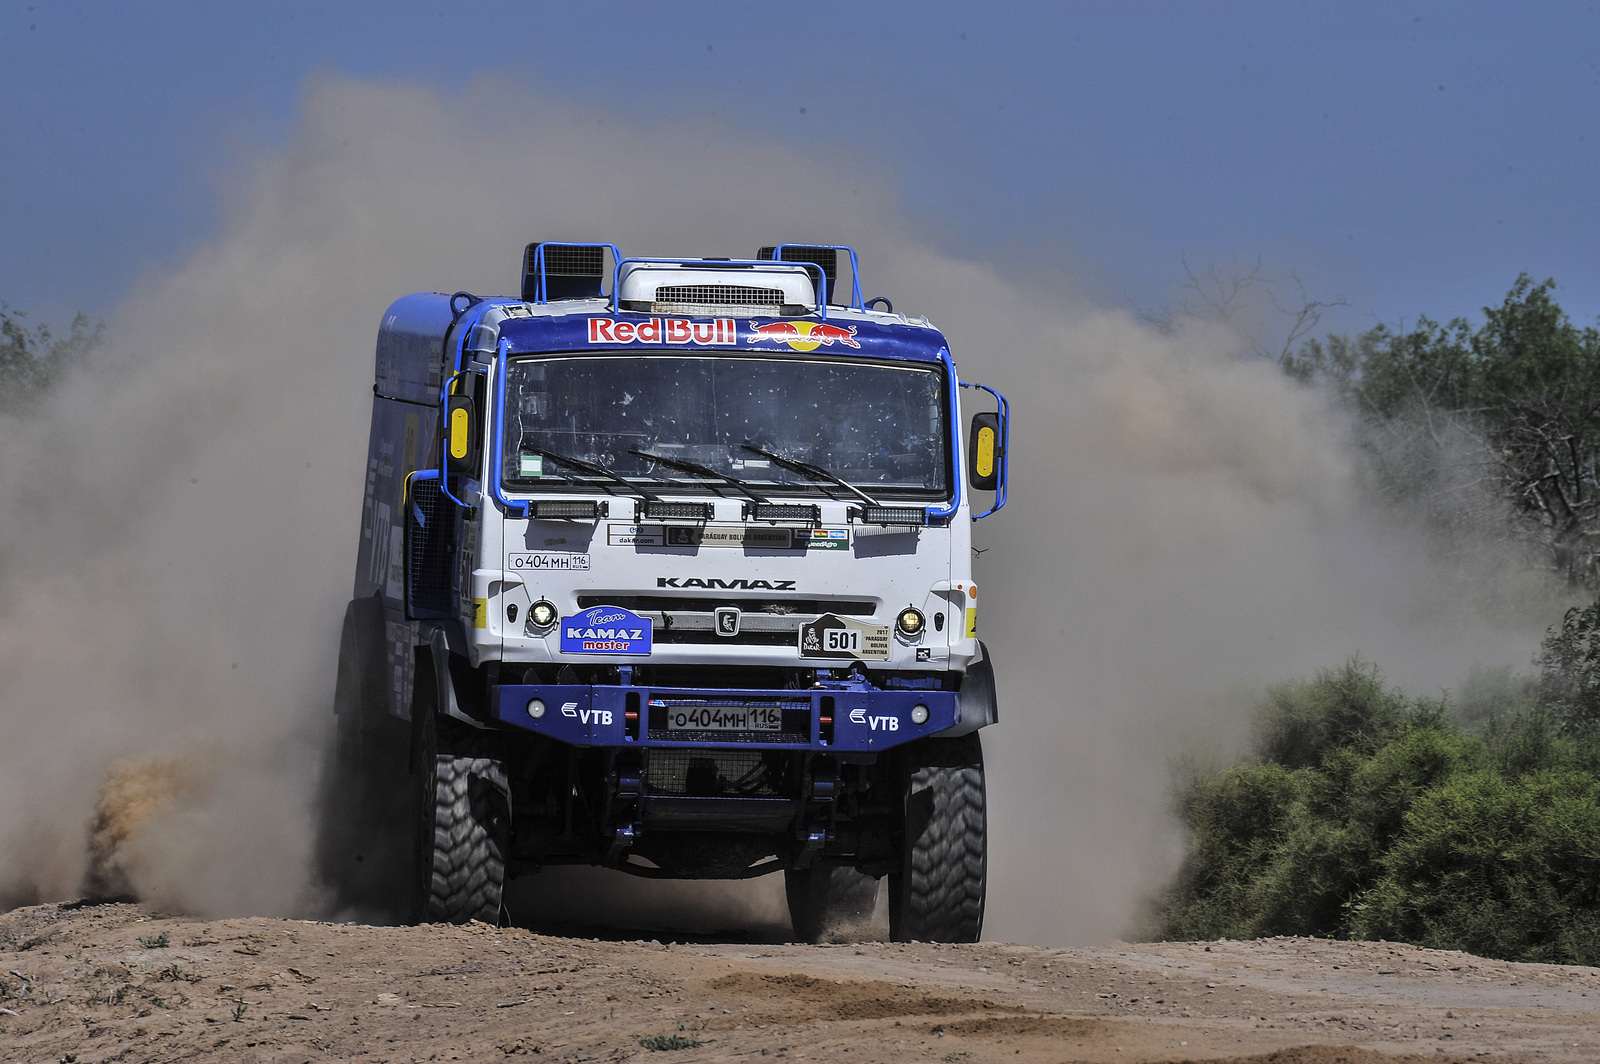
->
798;613;891;660
660;704;783;732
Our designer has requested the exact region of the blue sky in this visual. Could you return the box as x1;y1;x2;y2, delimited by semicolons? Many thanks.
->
4;1;1597;335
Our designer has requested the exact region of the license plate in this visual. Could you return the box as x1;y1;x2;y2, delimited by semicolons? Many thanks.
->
662;704;783;731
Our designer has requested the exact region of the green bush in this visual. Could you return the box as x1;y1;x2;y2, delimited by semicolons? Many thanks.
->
1155;650;1600;965
1352;771;1600;965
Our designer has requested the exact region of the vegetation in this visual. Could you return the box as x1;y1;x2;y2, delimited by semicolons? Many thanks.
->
0;304;100;410
1156;276;1600;963
635;1026;704;1051
1284;276;1600;588
1157;632;1600;963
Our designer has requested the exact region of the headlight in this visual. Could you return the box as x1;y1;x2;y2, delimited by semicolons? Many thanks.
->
896;607;925;637
911;703;930;725
528;599;558;630
527;698;547;719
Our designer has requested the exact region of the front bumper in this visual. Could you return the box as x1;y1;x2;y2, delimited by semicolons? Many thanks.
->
493;683;958;752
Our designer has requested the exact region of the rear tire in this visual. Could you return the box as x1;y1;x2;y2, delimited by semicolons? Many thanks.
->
317;597;411;920
785;865;880;943
413;706;509;925
888;733;986;943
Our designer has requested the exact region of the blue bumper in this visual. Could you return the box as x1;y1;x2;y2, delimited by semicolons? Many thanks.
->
493;684;958;752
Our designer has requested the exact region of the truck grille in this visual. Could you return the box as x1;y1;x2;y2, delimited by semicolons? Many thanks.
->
405;476;455;614
653;284;784;307
646;750;798;798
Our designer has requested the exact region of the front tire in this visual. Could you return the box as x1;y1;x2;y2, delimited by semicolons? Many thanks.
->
413;706;509;925
785;865;880;943
888;733;987;942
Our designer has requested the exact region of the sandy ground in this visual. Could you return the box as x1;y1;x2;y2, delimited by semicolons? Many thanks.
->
3;901;1598;1064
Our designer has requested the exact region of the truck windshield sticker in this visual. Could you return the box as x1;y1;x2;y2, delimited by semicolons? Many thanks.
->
587;317;736;346
508;552;590;571
560;605;652;655
799;614;891;661
518;454;544;477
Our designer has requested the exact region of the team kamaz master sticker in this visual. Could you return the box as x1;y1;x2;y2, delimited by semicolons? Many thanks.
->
560;605;653;655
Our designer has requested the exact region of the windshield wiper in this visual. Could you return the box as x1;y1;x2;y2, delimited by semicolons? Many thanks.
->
629;450;770;504
740;443;881;506
521;447;662;501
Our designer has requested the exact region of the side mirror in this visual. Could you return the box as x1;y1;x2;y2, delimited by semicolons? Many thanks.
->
446;393;479;475
968;411;1001;492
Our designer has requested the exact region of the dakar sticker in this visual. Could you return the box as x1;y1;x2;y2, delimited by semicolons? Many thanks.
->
608;524;665;546
560;605;653;655
798;613;890;661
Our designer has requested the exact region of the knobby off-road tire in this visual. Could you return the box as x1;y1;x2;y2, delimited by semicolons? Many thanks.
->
889;732;986;942
413;704;509;926
317;597;412;920
785;865;881;943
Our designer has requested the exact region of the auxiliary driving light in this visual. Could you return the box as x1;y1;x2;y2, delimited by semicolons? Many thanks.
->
911;703;930;725
528;698;547;719
528;599;558;629
896;607;926;637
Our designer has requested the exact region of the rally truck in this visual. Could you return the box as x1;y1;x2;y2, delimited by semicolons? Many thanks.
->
319;243;1010;942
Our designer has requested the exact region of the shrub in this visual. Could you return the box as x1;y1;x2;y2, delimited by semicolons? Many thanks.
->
1351;770;1600;965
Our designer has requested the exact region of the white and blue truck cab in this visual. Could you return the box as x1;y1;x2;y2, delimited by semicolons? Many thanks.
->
320;244;1010;942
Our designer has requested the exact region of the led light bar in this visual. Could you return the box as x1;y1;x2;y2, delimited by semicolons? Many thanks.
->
642;500;714;521
747;502;820;523
531;499;607;520
859;505;927;526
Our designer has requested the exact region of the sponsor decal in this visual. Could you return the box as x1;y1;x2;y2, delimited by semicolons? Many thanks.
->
846;706;899;731
747;320;860;351
666;525;793;549
657;577;797;591
609;523;849;550
799;613;890;661
803;527;850;550
587;317;736;346
507;551;590;571
609;524;665;546
559;605;653;655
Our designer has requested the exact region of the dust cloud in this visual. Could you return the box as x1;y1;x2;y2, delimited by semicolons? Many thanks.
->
0;77;1562;940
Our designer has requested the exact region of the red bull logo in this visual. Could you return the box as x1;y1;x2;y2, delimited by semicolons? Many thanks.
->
587;317;736;345
747;320;860;351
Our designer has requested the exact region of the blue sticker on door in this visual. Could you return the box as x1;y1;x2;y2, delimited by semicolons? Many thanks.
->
560;605;653;655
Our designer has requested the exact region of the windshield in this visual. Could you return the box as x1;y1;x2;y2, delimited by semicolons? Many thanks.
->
500;354;949;497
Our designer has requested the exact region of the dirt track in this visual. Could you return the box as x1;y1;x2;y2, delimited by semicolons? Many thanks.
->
3;901;1598;1064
